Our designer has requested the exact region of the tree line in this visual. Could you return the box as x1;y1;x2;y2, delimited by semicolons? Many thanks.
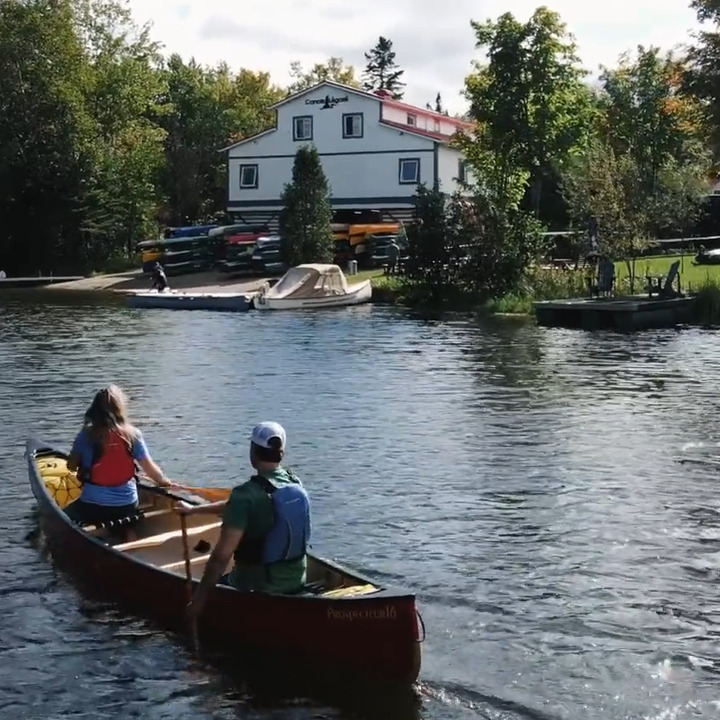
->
0;0;406;274
404;1;720;301
1;0;720;281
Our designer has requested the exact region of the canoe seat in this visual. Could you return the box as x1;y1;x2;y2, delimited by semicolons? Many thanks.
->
113;520;223;553
159;554;211;571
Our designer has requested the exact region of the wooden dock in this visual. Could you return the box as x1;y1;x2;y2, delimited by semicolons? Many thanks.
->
533;295;696;331
0;276;84;289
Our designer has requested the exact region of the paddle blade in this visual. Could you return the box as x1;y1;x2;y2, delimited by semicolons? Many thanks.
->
179;485;231;502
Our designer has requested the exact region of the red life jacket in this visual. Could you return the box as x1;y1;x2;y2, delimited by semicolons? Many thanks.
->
87;430;136;487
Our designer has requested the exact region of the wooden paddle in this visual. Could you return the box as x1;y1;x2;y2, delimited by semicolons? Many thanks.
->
178;510;200;653
172;484;230;502
137;478;230;505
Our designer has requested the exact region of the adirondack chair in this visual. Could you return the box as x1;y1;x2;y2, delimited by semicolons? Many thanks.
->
588;257;615;297
646;260;681;299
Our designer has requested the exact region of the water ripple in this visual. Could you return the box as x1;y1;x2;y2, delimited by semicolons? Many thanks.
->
2;294;720;718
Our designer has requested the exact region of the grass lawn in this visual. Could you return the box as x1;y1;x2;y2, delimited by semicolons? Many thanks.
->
618;254;720;291
349;268;386;284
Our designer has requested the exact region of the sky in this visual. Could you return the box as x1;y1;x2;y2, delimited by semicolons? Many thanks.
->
127;0;704;115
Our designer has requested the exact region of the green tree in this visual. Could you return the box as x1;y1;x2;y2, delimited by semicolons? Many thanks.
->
158;57;283;225
288;57;359;93
464;7;596;221
562;140;647;263
602;46;706;194
561;137;707;288
280;146;334;265
0;0;93;273
571;44;711;260
404;184;452;297
362;36;405;99
79;2;167;260
0;0;168;272
686;0;720;156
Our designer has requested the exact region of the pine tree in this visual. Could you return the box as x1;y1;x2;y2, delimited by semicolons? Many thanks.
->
280;146;334;266
435;92;443;113
362;36;405;99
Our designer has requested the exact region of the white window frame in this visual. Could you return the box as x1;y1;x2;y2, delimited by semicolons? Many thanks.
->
398;158;420;185
239;164;258;189
406;113;417;126
293;116;313;141
458;159;467;184
342;113;363;139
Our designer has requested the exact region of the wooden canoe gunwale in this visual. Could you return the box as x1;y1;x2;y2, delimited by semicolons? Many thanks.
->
25;437;422;685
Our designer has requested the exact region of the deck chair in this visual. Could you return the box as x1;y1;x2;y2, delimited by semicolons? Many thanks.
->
588;257;615;297
646;260;681;299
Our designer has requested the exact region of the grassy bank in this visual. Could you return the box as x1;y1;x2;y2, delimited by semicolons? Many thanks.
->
366;267;587;315
366;255;720;324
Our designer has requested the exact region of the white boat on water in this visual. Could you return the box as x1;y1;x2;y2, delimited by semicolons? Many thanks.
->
126;289;253;312
254;263;372;311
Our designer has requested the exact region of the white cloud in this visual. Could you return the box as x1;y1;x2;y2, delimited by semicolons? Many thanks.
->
127;0;702;115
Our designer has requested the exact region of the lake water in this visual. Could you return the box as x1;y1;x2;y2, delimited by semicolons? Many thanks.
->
2;290;720;720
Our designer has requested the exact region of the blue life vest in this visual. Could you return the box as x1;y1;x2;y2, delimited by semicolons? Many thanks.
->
235;471;311;566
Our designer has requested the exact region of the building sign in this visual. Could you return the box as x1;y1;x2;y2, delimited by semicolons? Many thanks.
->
305;94;349;110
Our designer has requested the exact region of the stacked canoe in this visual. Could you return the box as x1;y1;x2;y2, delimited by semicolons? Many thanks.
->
138;224;271;277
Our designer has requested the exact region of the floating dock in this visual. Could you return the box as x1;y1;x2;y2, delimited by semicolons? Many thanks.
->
533;295;696;331
0;276;83;289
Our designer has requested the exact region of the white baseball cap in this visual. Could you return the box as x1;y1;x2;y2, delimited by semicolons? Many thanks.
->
250;421;286;450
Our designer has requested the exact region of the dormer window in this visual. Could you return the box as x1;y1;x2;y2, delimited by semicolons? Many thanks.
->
406;114;416;126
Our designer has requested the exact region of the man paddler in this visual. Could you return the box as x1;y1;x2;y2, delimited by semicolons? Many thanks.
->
180;422;311;623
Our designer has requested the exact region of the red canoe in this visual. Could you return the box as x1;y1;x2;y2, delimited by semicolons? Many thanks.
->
26;438;423;685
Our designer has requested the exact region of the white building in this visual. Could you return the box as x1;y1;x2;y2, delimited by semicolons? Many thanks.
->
222;81;472;227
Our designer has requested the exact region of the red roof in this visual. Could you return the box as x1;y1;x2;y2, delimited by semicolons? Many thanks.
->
373;90;473;131
379;119;454;142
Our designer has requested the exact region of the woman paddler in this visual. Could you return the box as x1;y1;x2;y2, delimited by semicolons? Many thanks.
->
65;385;175;529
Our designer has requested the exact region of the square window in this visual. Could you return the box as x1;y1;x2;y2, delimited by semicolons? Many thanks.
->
293;116;313;141
398;158;420;184
407;114;416;126
342;113;363;138
239;164;258;189
458;159;467;184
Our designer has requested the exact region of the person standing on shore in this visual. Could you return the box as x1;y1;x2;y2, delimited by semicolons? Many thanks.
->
151;262;169;292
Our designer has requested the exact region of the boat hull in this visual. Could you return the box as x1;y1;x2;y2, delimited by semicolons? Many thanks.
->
26;439;421;686
255;279;372;311
127;290;253;311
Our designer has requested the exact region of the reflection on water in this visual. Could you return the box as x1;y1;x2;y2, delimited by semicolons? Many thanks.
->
2;293;720;719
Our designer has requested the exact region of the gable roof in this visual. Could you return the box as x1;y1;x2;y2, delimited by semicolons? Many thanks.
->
379;119;451;144
218;81;471;153
379;94;474;131
268;81;378;110
219;128;276;153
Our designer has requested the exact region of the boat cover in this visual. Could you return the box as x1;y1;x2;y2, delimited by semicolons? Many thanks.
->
269;264;349;299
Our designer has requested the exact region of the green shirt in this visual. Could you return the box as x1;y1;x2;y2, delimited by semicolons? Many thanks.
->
222;467;307;594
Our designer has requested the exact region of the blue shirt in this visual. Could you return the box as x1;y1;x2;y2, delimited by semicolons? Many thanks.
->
71;428;149;507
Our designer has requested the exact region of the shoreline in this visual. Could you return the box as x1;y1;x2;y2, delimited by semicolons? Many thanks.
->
34;269;271;295
2;268;536;317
